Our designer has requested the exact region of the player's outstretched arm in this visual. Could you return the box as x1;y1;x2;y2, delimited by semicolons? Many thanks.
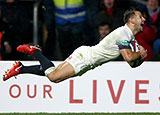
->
120;46;147;68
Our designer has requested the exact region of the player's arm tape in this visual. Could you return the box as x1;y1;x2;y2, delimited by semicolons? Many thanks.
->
44;66;55;76
118;40;130;49
118;45;131;50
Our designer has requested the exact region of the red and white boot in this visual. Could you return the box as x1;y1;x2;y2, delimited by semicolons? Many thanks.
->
16;44;41;56
3;61;22;81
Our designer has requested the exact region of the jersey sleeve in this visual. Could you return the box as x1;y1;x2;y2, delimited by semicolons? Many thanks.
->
118;39;140;52
117;37;140;52
118;40;130;50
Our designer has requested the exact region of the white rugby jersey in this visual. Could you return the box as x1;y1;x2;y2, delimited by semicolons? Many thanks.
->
88;24;135;68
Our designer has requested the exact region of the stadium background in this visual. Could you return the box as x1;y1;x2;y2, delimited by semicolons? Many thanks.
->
1;0;160;114
1;0;159;61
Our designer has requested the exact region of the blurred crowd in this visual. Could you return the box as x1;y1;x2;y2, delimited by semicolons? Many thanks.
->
0;0;160;61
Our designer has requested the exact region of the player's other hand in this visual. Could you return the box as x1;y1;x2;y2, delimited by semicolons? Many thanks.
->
139;45;147;60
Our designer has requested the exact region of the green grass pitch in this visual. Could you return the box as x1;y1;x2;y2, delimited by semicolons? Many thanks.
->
0;113;160;115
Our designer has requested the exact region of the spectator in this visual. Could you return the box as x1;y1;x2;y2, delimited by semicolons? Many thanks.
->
98;22;111;40
146;0;160;37
96;19;111;40
144;0;160;58
0;31;2;60
0;17;7;60
146;0;159;24
0;0;31;60
53;0;88;60
95;0;125;31
136;5;157;60
0;0;31;43
84;0;100;46
41;0;58;60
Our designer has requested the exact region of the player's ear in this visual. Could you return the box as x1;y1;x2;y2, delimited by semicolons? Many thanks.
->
129;18;135;25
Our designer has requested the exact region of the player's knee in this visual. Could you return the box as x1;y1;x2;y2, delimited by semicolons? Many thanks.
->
51;79;61;83
48;77;58;83
47;75;61;83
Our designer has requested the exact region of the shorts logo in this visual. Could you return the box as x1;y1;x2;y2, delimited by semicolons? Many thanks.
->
68;56;72;60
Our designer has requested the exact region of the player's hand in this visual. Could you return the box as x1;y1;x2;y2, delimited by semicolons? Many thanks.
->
139;46;147;60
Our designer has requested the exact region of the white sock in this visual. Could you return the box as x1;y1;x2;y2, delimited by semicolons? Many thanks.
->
44;66;55;76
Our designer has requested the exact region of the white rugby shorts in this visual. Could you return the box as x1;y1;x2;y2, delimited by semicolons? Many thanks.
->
65;46;91;76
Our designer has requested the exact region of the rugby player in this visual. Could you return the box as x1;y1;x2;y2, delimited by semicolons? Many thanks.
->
3;8;147;82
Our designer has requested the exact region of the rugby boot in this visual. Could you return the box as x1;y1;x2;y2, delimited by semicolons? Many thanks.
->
3;61;22;81
17;44;41;57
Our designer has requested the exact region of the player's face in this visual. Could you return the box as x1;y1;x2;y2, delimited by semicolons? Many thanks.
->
133;11;145;32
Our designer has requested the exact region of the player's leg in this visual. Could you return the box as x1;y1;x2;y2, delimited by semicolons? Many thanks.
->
33;50;55;71
20;64;45;76
3;44;75;82
47;46;90;83
3;61;75;82
3;44;55;81
46;61;75;83
16;44;55;75
17;44;55;72
3;61;45;81
17;44;75;83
